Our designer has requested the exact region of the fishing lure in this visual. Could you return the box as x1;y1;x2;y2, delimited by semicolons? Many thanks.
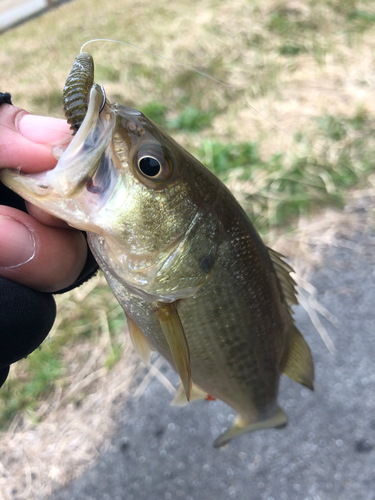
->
62;52;95;133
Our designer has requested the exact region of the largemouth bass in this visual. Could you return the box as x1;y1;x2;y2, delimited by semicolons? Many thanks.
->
0;54;314;447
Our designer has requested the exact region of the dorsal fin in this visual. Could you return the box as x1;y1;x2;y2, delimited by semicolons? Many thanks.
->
267;248;314;389
267;247;298;309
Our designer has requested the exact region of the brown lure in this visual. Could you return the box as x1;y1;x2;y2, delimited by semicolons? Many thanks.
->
63;52;94;133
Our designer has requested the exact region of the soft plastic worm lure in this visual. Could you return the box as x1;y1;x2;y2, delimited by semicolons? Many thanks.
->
62;52;95;133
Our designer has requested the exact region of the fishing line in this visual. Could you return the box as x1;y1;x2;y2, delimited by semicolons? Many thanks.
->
79;37;346;174
80;38;286;135
80;39;330;161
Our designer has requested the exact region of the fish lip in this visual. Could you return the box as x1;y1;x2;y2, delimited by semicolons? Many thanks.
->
0;84;121;235
45;83;116;197
0;84;116;202
112;103;142;116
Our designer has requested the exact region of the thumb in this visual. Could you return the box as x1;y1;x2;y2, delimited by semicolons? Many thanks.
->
0;104;71;171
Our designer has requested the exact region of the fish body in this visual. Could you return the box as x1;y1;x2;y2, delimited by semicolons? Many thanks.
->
0;60;313;446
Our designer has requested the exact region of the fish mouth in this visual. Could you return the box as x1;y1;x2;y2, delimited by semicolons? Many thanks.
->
0;84;119;231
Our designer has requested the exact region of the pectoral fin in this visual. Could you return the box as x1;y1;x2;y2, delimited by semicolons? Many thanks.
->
214;406;288;448
171;382;208;406
126;315;152;364
156;303;192;401
281;324;314;390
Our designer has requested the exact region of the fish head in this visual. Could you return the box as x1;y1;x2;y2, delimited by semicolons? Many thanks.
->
1;85;221;301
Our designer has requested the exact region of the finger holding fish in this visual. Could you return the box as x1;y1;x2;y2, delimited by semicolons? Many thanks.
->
0;104;89;291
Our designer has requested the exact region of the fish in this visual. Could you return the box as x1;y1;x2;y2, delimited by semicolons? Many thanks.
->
0;53;314;447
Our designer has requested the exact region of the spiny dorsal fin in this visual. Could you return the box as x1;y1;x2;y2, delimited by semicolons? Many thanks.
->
126;314;153;364
267;247;298;309
281;323;314;390
156;303;192;401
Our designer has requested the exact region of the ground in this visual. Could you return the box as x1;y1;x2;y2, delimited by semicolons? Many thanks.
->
49;197;375;500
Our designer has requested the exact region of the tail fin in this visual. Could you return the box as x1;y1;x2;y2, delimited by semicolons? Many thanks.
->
214;406;288;448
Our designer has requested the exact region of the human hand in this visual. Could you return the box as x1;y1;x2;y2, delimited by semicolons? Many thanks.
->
0;101;90;290
0;99;98;386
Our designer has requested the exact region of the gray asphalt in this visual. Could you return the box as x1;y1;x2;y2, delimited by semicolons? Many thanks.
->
50;220;375;500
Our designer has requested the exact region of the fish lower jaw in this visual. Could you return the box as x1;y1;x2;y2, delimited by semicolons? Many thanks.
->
0;170;54;198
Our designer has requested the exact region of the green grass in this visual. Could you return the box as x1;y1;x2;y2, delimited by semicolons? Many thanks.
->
346;8;375;31
167;105;218;132
137;100;375;233
211;109;374;231
140;101;220;132
197;140;261;178
278;44;306;56
0;351;64;425
140;101;169;126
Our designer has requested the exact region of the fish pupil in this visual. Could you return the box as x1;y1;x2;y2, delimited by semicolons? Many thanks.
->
139;156;161;177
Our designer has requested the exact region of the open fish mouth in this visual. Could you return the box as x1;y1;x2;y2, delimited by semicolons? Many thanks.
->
0;74;218;302
0;84;122;232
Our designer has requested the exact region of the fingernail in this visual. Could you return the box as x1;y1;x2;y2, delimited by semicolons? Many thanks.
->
0;216;36;268
18;114;72;146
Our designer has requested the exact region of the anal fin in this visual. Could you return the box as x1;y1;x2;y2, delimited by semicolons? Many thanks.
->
281;324;314;390
171;382;209;406
214;406;288;448
156;303;192;401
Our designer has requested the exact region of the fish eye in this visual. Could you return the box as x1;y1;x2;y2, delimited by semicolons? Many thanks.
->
135;146;172;183
138;156;161;177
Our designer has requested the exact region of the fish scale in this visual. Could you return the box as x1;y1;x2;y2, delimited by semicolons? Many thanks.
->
0;52;314;447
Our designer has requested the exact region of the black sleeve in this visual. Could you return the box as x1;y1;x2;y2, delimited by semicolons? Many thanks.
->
0;184;99;387
0;278;56;369
0;93;12;105
0;93;98;385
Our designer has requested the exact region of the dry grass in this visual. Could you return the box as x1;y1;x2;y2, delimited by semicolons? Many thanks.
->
271;187;375;351
1;0;375;144
0;274;140;500
0;353;136;500
0;0;375;497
